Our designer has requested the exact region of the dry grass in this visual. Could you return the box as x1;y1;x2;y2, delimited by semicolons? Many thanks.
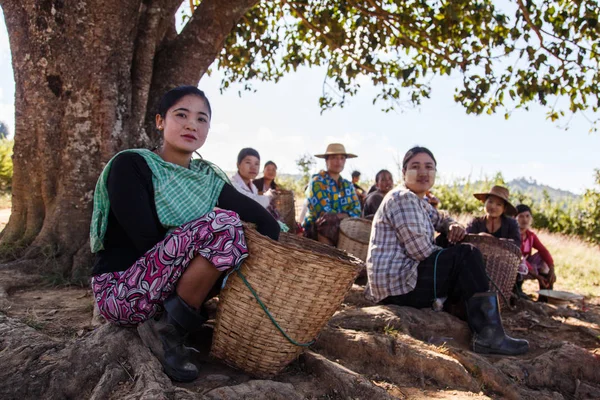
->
0;191;11;209
535;230;600;297
453;213;600;298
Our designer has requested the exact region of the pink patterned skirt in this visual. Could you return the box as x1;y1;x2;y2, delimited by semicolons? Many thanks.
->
92;210;248;327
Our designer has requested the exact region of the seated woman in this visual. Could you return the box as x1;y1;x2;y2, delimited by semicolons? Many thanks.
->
366;146;528;356
515;204;556;297
466;186;520;243
303;143;361;246
362;169;394;219
90;86;279;382
253;160;279;194
231;148;289;228
231;148;271;208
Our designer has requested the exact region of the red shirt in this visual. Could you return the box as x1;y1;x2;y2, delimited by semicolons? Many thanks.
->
521;229;554;266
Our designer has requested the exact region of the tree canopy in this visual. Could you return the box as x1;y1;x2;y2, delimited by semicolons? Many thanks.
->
210;0;599;127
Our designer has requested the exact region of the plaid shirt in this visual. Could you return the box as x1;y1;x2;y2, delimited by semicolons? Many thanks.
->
365;186;454;302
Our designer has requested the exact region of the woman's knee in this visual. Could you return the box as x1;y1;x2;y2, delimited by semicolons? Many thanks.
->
454;243;484;263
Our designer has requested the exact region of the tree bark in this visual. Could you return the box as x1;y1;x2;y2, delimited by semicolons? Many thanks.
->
0;0;258;281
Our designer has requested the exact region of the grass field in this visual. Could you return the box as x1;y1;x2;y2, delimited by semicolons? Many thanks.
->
452;213;600;298
535;230;600;297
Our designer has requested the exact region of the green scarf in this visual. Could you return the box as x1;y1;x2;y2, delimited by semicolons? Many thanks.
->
90;149;229;253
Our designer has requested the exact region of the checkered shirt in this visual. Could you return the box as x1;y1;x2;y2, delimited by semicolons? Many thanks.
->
365;186;454;302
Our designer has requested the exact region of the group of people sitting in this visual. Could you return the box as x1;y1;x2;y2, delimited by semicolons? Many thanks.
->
89;86;555;383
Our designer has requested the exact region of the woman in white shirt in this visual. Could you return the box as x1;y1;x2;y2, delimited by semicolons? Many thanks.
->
231;148;272;208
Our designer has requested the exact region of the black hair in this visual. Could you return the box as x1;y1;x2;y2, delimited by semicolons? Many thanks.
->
264;161;277;169
402;146;437;170
351;170;361;178
516;204;532;215
237;147;260;165
157;86;212;119
375;169;392;182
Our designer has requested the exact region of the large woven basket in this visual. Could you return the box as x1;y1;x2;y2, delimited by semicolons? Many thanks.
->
273;189;296;233
337;218;372;261
210;226;362;377
462;234;521;307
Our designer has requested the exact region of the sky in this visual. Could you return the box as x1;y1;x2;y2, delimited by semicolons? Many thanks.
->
0;8;598;194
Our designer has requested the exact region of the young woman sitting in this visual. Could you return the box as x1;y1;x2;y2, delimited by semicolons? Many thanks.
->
366;146;528;356
231;148;285;226
362;169;393;219
302;143;361;246
90;86;279;382
253;160;279;194
466;185;521;243
515;204;556;299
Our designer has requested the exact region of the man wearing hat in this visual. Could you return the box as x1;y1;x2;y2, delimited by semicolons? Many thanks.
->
302;143;361;245
466;185;521;243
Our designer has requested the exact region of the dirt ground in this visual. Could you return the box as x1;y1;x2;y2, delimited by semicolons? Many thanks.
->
1;277;599;399
1;208;600;398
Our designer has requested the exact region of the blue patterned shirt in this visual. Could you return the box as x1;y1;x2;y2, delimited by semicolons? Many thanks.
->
303;170;361;231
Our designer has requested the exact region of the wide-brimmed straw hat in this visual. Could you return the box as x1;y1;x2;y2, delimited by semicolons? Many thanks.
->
473;185;517;216
315;143;357;159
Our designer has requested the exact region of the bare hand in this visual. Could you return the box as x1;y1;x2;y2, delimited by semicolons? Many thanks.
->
448;224;466;243
538;276;549;289
426;191;440;208
478;232;494;237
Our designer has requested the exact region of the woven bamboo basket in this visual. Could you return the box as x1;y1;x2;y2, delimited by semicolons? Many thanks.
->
273;189;296;233
462;234;521;307
210;225;362;377
337;218;372;262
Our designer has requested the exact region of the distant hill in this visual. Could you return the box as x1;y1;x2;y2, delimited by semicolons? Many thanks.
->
507;177;580;204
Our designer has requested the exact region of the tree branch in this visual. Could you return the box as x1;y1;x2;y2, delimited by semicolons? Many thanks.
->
145;0;260;135
285;2;377;74
349;0;467;70
515;0;567;64
130;0;182;140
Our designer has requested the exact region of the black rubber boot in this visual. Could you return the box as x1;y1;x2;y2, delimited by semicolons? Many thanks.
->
138;294;206;382
466;292;529;356
537;273;553;302
513;278;529;300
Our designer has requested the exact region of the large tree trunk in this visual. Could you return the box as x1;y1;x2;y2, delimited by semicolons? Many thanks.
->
0;0;258;281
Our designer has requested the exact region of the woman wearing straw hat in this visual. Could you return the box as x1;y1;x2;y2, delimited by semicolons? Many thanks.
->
302;143;361;245
466;185;521;243
366;146;528;356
